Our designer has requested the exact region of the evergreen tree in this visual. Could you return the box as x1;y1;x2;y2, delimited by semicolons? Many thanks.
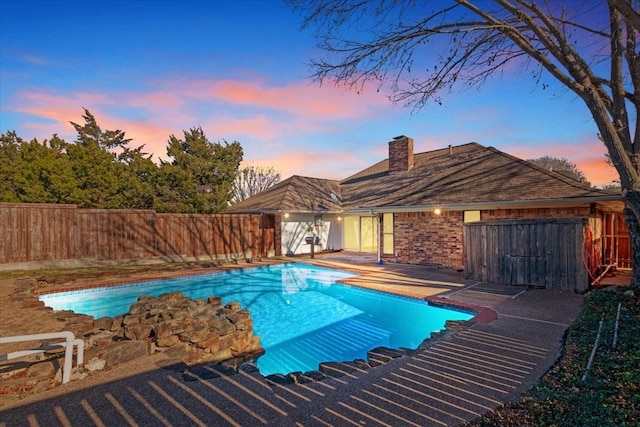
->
117;145;158;210
157;127;243;213
18;135;77;203
68;109;142;208
0;131;24;202
2;111;243;213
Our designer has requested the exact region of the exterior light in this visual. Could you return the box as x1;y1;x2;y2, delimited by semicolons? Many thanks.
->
434;208;442;215
337;216;342;221
284;213;289;219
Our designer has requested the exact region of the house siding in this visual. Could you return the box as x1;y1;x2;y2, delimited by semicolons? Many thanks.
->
278;213;342;256
481;206;591;220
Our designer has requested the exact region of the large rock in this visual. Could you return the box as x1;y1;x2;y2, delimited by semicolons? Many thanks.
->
102;292;263;366
87;341;150;368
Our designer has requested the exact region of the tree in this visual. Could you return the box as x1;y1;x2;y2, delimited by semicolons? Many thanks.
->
156;128;243;213
17;135;77;203
601;182;623;192
0;131;25;202
2;112;242;213
289;0;640;291
68;109;143;208
527;156;591;186
231;166;281;204
116;145;159;210
0;132;77;203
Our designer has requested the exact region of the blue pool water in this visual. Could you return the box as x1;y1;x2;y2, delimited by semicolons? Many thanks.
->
39;263;474;375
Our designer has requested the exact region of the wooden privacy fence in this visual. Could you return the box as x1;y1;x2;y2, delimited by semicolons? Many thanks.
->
0;203;276;268
464;218;589;292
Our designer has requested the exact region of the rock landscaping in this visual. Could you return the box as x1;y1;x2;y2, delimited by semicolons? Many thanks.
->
1;275;265;402
92;291;264;366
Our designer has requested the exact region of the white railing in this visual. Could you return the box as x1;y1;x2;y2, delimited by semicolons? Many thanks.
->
0;331;84;384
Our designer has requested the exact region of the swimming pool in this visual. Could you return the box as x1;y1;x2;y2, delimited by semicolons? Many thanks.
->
39;263;474;375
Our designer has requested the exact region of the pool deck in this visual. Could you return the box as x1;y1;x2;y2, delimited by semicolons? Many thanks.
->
0;254;585;426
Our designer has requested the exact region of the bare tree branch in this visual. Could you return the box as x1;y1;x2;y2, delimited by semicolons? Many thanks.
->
609;0;640;31
231;166;281;204
288;0;640;289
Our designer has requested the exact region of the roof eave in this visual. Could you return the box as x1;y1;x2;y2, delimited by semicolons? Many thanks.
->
344;194;623;214
225;209;344;215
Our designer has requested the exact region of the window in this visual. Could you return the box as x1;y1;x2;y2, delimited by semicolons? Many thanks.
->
343;216;359;250
360;216;378;253
383;213;394;255
464;210;481;223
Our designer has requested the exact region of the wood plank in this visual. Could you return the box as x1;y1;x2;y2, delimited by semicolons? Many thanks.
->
481;224;487;281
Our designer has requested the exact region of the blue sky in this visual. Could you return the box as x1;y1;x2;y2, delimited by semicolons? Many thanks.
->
0;0;617;186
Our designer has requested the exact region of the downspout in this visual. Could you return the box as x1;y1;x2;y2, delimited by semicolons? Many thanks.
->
377;212;383;265
260;211;264;258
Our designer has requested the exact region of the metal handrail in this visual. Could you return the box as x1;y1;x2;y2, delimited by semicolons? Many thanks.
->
0;331;84;384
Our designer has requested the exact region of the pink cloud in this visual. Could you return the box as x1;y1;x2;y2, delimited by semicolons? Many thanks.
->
16;91;115;136
11;90;175;156
7;74;390;158
242;149;367;181
579;159;618;186
107;119;175;160
11;75;619;187
169;77;388;120
205;115;293;141
215;80;368;118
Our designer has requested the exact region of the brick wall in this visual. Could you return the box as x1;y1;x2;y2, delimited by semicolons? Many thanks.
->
381;211;465;269
388;136;414;173
381;206;594;270
274;214;283;256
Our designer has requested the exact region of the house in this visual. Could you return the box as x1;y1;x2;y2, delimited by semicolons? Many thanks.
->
226;136;626;290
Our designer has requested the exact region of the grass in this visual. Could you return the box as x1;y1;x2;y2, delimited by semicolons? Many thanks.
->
466;287;640;426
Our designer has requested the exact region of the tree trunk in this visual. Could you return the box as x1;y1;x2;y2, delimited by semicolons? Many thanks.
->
622;192;640;293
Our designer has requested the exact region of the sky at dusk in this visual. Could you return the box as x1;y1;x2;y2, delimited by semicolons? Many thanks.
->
0;0;619;187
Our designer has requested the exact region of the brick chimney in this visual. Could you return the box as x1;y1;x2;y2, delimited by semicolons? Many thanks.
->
388;135;414;173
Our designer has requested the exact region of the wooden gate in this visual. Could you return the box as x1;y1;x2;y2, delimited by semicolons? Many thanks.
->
464;218;588;292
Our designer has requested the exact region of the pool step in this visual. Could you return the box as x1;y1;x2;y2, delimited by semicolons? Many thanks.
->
258;317;391;376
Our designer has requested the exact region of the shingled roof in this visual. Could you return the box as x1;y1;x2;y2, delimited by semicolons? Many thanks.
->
226;141;619;214
227;175;342;213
